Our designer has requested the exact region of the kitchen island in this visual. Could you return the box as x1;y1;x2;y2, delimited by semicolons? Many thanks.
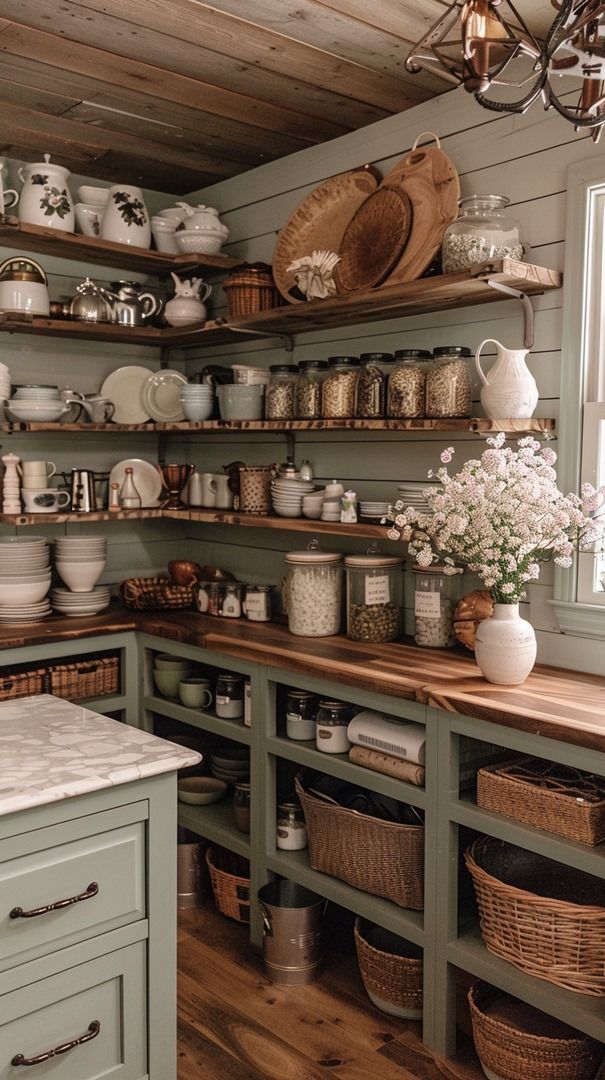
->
0;695;199;1080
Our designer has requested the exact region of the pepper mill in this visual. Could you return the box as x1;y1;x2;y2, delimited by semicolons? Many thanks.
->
2;453;21;514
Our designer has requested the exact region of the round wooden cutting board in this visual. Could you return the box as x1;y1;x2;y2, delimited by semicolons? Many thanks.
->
272;164;381;303
334;186;413;293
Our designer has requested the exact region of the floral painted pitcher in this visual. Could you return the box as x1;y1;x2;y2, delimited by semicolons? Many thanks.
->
100;184;151;248
18;153;74;232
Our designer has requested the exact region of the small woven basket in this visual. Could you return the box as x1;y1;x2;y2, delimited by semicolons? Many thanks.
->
354;918;423;1018
295;773;424;910
119;576;195;610
477;756;605;846
206;846;250;924
0;667;45;701
47;655;120;701
468;981;603;1080
465;837;605;995
222;264;281;317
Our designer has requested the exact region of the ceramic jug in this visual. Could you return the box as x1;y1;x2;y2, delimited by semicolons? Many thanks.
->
185;469;204;507
475;338;539;419
18;154;74;232
100;184;151;248
165;273;212;327
214;474;234;510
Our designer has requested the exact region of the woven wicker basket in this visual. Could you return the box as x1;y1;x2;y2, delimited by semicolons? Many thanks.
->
354;918;423;1018
465;837;605;995
0;667;45;701
206;846;250;924
222;264;281;317
47;655;120;701
468;981;603;1080
477;756;605;846
295;774;424;910
119;576;195;610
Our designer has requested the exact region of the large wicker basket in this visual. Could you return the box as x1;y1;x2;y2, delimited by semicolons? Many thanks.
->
468;981;603;1080
295;773;424;910
206;846;250;924
119;576;195;610
354;918;423;1018
477;756;605;846
46;655;120;701
465;837;605;994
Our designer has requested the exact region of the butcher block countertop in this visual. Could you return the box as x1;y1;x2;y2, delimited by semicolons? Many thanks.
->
0;604;604;753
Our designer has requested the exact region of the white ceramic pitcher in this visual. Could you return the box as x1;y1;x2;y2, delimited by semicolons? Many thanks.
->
475;338;539;419
18;153;74;232
100;184;151;248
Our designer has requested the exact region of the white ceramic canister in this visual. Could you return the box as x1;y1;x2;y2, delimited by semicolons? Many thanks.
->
18;154;74;232
475;338;539;419
283;547;343;637
100;184;151;248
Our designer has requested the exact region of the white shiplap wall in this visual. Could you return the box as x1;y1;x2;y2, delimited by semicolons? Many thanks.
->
177;85;605;675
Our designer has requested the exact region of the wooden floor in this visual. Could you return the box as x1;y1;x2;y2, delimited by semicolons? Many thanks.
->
177;905;483;1080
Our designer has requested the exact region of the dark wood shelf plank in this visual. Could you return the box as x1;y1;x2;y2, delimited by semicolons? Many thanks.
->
0;418;556;434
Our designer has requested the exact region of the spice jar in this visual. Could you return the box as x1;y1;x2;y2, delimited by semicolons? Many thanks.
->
412;566;461;648
425;347;472;418
316;700;354;753
356;352;393;418
220;582;245;618
286;689;318;740
321;356;360;418
295;360;327;419
215;672;245;718
442;194;523;273
243;584;272;622
276;802;308;850
345;554;402;643
265;364;298;419
233;783;251;833
387;350;431;418
196;581;224;616
284;546;343;637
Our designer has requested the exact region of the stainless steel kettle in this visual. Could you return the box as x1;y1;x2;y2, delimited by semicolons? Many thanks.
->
106;280;164;326
69;469;97;512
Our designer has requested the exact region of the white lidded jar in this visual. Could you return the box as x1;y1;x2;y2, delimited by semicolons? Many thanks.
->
18;153;75;232
284;543;343;637
442;194;522;273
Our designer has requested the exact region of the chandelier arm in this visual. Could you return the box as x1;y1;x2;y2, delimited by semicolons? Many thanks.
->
474;68;548;113
545;82;605;126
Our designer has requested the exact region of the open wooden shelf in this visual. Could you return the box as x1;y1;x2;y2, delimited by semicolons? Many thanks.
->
0;214;241;274
0;417;556;435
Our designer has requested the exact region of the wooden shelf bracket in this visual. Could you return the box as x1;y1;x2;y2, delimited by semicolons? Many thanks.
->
222;324;294;352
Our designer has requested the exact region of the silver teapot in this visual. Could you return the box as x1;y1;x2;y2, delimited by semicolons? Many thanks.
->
69;278;163;326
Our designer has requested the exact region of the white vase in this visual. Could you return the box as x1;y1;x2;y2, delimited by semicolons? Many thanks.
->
474;603;537;685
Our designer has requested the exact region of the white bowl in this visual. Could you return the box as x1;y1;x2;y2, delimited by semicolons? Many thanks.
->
77;186;109;206
157;207;188;223
0;580;50;604
175;231;223;255
8;402;68;422
182;401;214;422
151;229;179;255
55;560;106;592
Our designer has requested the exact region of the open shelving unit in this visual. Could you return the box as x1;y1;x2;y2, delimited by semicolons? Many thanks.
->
0;417;556;435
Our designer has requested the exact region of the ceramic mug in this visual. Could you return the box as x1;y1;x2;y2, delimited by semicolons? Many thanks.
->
178;677;213;709
19;460;57;479
201;473;217;508
21;488;70;513
100;184;151;248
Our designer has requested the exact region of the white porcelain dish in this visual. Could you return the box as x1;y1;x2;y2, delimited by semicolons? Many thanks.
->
109;458;162;507
142;370;187;422
7;401;69;422
100;366;154;424
77;186;108;206
175;231;223;255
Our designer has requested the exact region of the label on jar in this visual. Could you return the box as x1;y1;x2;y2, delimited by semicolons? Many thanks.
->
365;574;390;605
244;592;269;619
414;590;441;619
216;695;230;705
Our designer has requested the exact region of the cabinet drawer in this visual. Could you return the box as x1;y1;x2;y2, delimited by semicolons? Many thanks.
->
0;822;145;971
0;941;146;1079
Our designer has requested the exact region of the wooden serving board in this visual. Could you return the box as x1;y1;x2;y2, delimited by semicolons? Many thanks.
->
272;164;381;303
334;185;413;293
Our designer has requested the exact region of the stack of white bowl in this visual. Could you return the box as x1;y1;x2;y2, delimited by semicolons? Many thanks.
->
0;362;10;403
180;383;214;422
302;490;325;519
271;476;316;518
52;536;107;598
396;482;435;517
150;213;180;254
0;536;52;622
7;385;67;423
359;500;389;522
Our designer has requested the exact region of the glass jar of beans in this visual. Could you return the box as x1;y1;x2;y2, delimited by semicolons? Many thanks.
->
345;553;403;642
425;346;472;418
356;352;393;418
321;356;360;418
387;350;431;418
412;565;461;648
265;364;298;419
295;360;328;419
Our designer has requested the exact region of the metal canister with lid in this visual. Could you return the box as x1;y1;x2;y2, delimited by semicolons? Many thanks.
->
286;689;318;740
243;584;272;622
425;346;472;418
316;700;354;753
283;544;343;637
345;553;403;642
387;349;431;418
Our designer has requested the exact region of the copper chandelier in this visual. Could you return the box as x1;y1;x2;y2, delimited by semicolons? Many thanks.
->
405;1;605;142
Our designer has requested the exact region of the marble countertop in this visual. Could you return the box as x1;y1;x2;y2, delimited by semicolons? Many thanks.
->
0;694;201;816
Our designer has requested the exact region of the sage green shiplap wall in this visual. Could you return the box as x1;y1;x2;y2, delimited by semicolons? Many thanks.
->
176;84;605;675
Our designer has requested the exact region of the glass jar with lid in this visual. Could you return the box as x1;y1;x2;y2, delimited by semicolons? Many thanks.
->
276;802;308;850
387;350;431;418
215;672;245;717
286;689;318;740
356;352;393;418
284;544;343;637
219;582;245;618
265;364;298;419
316;700;354;753
442;194;523;273
425;346;472;418
243;584;272;622
412;565;461;648
295;360;327;418
345;553;403;642
321;356;360;418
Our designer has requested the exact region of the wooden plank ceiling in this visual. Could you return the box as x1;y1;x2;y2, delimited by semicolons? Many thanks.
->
0;0;557;195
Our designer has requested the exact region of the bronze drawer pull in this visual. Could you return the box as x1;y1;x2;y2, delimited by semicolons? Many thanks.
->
11;1019;101;1066
9;881;99;919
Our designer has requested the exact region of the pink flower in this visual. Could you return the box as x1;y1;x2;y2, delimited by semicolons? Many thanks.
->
440;447;455;464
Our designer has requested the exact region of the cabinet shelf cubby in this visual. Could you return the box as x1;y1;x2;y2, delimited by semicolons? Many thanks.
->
177;799;250;859
143;694;251;746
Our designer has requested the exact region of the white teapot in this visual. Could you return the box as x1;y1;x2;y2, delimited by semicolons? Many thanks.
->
164;273;212;327
176;202;229;240
475;338;539;419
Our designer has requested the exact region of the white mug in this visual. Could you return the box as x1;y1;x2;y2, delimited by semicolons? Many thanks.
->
201;473;217;507
100;184;151;248
19;460;56;479
22;488;70;513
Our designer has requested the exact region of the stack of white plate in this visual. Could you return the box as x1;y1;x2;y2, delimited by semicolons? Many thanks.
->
0;536;51;622
359;500;389;521
50;585;111;617
396;482;435;516
53;536;107;594
271;477;316;518
0;362;11;402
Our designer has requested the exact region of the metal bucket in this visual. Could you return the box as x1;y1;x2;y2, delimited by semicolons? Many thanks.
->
177;841;206;909
258;880;325;985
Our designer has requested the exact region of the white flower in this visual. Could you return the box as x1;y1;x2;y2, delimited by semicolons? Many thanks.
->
440;446;455;464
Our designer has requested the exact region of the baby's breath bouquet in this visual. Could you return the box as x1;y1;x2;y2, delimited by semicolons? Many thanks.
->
386;434;605;603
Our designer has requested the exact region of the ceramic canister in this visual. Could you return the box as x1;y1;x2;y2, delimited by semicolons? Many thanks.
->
100;184;151;248
18;155;74;232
